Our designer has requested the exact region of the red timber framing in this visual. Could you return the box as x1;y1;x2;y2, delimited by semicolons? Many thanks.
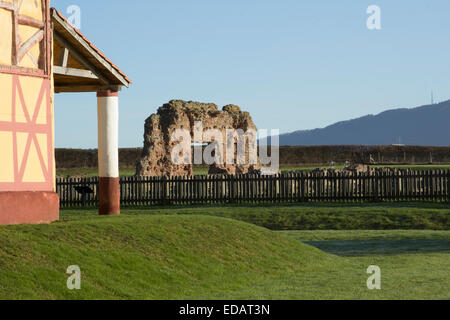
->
0;0;52;78
0;0;51;78
0;0;53;192
0;75;53;192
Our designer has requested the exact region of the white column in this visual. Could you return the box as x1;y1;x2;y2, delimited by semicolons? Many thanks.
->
97;89;120;215
97;90;119;178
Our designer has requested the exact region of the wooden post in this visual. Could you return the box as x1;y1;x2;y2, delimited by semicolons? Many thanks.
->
161;176;167;205
447;170;450;203
374;171;379;202
97;89;120;215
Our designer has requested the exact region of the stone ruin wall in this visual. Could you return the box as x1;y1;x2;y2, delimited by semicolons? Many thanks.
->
136;100;261;176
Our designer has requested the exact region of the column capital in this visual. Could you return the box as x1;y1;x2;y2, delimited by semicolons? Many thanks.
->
97;89;119;97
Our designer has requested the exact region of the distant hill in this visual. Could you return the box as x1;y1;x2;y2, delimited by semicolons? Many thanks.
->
267;100;450;146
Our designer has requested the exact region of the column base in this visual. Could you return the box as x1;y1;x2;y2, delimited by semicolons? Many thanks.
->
0;191;59;225
99;177;120;215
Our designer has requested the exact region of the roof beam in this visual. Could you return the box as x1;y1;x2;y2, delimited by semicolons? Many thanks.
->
54;85;122;94
51;9;130;87
54;31;109;85
58;46;69;67
53;66;99;79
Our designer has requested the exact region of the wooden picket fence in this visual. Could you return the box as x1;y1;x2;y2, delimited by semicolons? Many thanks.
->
56;169;450;207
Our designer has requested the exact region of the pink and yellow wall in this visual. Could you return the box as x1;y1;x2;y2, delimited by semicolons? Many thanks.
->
0;0;59;225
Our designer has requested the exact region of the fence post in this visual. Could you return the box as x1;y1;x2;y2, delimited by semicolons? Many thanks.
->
55;169;447;206
447;170;450;203
373;171;379;202
229;174;235;203
161;175;168;205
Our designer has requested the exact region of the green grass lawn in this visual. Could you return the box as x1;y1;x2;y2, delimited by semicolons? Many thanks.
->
279;230;450;299
196;164;450;174
61;202;450;230
56;164;450;177
56;168;136;178
0;205;449;299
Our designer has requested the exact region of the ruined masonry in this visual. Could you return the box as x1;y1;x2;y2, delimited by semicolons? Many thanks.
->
136;100;261;176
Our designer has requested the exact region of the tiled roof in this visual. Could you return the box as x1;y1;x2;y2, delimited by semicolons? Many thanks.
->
52;8;132;84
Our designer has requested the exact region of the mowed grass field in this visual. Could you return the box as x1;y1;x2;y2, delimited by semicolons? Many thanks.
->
63;202;449;231
0;203;448;299
55;164;450;177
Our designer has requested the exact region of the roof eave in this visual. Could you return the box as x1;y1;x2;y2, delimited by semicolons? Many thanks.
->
51;8;131;88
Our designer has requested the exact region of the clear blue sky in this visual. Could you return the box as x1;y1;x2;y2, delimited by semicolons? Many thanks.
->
52;0;450;148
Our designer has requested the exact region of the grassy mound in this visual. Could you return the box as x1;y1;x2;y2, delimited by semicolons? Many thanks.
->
63;202;450;230
0;214;334;299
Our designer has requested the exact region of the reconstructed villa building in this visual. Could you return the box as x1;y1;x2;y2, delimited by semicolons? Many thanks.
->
0;0;131;224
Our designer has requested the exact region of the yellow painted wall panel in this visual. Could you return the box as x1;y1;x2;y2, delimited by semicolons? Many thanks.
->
34;94;47;124
15;96;28;123
0;131;14;182
18;25;41;69
50;40;55;190
19;0;43;22
16;132;28;170
16;76;44;122
16;132;48;184
0;1;54;192
0;9;12;66
36;133;48;168
22;139;46;183
0;74;12;122
13;77;54;186
18;54;35;69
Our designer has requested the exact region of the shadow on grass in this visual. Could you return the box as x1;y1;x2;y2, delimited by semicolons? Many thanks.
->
61;201;450;213
119;201;450;211
305;240;450;256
